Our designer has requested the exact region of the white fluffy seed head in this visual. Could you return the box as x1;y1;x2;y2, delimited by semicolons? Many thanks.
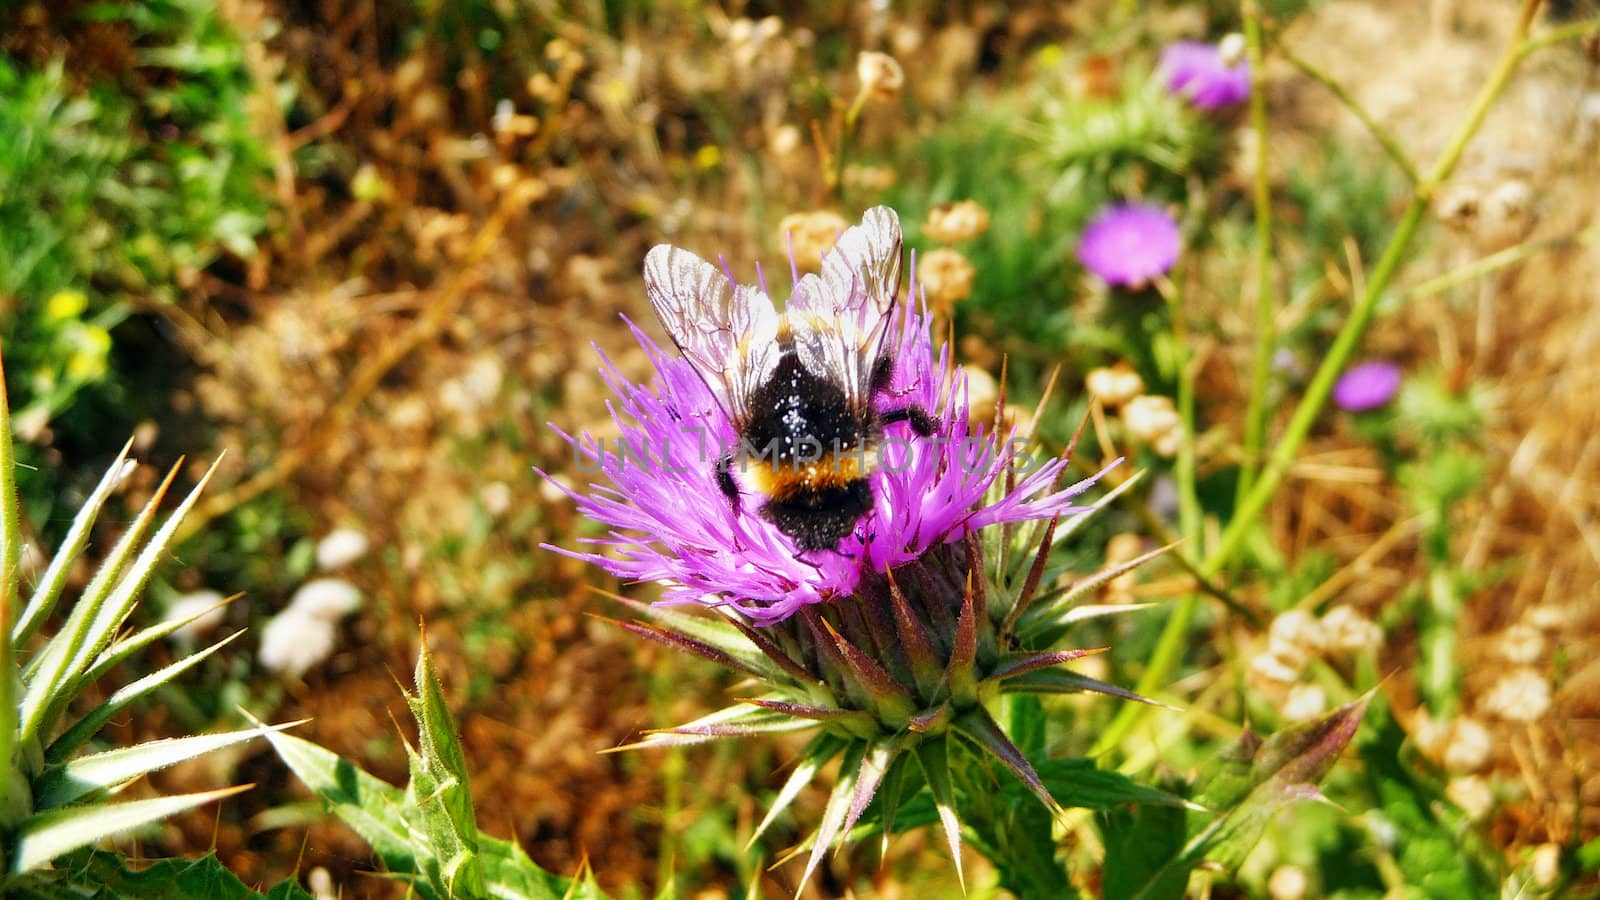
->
1442;717;1492;774
1480;668;1552;722
1283;683;1329;723
289;578;363;620
164;590;229;642
316;528;370;571
258;610;339;678
1321;605;1382;654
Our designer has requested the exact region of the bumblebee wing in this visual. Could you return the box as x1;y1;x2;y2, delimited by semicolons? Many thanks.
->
644;244;780;426
786;206;903;409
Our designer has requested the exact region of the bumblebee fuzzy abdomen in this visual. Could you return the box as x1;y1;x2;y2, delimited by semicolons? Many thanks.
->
743;449;878;502
752;469;877;551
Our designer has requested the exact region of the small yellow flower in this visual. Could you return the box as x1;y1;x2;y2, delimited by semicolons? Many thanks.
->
916;247;975;310
694;145;722;171
45;290;88;322
65;324;111;382
923;200;990;244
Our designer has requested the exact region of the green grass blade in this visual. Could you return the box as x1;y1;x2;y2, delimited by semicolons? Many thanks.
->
34;721;302;810
9;784;251;873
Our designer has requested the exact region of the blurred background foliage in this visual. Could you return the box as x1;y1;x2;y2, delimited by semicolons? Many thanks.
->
2;0;1598;896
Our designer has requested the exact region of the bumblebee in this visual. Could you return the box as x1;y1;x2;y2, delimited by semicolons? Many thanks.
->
644;206;935;551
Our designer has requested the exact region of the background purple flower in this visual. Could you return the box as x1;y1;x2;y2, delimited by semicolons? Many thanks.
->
1334;360;1402;411
1077;202;1181;288
1161;38;1251;110
543;280;1109;624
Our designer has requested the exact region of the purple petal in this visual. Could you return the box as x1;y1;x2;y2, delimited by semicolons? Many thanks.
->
1333;361;1402;412
1077;203;1182;288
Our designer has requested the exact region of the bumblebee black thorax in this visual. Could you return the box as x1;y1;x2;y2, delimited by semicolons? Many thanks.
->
741;349;872;466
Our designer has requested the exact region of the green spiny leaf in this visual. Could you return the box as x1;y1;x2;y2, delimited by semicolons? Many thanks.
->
33;722;299;810
9;784;251;873
47;630;246;763
261;730;422;875
953;706;1062;820
11;437;133;646
10;848;315;899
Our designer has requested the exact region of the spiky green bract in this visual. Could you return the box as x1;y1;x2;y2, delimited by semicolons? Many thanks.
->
0;345;282;876
612;470;1172;890
264;641;607;900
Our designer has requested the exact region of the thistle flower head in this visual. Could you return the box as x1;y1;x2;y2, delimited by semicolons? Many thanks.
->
544;207;1155;886
1160;38;1251;110
1077;202;1181;288
1333;360;1402;412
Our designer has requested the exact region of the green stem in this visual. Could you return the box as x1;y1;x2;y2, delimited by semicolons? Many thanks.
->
1235;1;1277;514
1096;0;1549;758
1161;279;1202;547
1403;224;1600;300
1272;43;1421;184
833;91;869;205
0;342;17;830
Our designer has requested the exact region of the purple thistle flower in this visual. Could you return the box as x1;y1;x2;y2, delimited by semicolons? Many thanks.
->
544;291;1106;624
1077;202;1181;289
1160;37;1251;110
1333;360;1402;412
542;208;1155;888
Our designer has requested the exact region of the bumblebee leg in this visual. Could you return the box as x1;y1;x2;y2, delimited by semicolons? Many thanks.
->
881;405;936;437
870;354;894;394
715;452;741;512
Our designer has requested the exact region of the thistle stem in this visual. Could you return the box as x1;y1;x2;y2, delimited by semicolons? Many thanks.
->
1271;42;1421;185
0;343;19;828
1096;0;1550;758
1234;0;1277;511
1404;226;1600;302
